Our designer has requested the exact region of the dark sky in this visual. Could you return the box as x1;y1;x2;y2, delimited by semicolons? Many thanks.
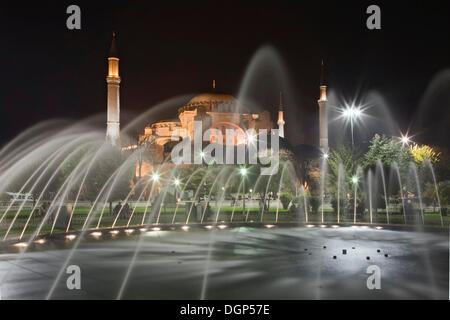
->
1;0;449;147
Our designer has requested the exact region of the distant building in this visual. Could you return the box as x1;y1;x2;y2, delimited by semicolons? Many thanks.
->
104;34;328;176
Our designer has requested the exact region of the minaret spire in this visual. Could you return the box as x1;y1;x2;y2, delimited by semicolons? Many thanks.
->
106;32;121;146
318;60;328;151
279;92;283;111
277;91;285;138
320;59;324;86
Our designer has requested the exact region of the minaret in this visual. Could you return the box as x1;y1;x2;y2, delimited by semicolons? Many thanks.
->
277;92;285;138
106;32;121;146
318;60;328;152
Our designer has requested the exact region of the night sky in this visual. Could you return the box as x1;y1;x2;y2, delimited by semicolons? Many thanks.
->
1;1;449;147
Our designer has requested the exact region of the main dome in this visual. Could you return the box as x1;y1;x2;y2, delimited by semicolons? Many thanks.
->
180;92;249;114
187;92;238;105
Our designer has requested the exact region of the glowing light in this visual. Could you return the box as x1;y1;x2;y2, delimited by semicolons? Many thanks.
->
181;225;190;231
140;228;148;232
151;227;161;231
34;239;46;244
352;176;358;184
331;225;339;228
247;134;256;144
320;225;327;228
174;178;180;186
217;224;227;230
265;224;275;229
306;224;314;228
400;134;411;146
91;232;102;237
323;153;329;159
341;104;364;145
151;172;160;182
14;242;28;247
375;226;383;230
249;189;253;193
343;106;363;119
199;151;205;158
110;230;119;235
361;226;369;229
125;229;134;234
239;167;247;176
65;234;76;240
204;225;213;230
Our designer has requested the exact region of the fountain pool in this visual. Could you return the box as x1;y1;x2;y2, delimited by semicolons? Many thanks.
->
0;224;447;299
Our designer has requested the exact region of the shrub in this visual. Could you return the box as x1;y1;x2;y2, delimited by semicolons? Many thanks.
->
331;197;347;214
309;195;320;214
280;192;294;210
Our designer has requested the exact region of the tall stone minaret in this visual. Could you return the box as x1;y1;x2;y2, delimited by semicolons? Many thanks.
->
106;32;121;146
277;92;285;138
318;60;328;152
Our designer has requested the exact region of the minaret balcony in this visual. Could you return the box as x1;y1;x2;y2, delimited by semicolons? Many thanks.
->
106;76;121;84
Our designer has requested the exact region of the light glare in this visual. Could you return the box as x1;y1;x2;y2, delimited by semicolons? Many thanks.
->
65;234;76;240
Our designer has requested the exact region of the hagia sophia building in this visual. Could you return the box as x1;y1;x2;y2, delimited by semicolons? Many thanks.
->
105;34;328;176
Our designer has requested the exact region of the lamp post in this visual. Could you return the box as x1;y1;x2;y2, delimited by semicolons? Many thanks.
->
352;175;358;224
151;172;160;196
174;178;180;201
150;172;161;224
240;167;247;217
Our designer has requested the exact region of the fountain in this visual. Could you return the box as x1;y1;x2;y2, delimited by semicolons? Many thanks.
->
0;47;447;300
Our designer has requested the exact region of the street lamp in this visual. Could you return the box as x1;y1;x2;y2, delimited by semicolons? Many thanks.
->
240;167;247;216
400;134;411;146
174;178;180;200
151;172;160;182
342;105;363;145
247;133;256;144
352;175;358;224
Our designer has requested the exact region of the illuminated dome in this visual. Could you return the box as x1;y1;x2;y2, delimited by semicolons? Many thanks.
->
187;92;237;105
179;92;249;113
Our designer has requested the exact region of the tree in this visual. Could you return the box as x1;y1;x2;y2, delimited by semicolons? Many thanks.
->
438;181;450;207
309;195;320;215
433;147;450;182
423;182;437;211
328;144;362;193
409;144;441;195
292;144;321;188
84;148;133;204
410;144;440;164
363;134;413;171
327;144;366;216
